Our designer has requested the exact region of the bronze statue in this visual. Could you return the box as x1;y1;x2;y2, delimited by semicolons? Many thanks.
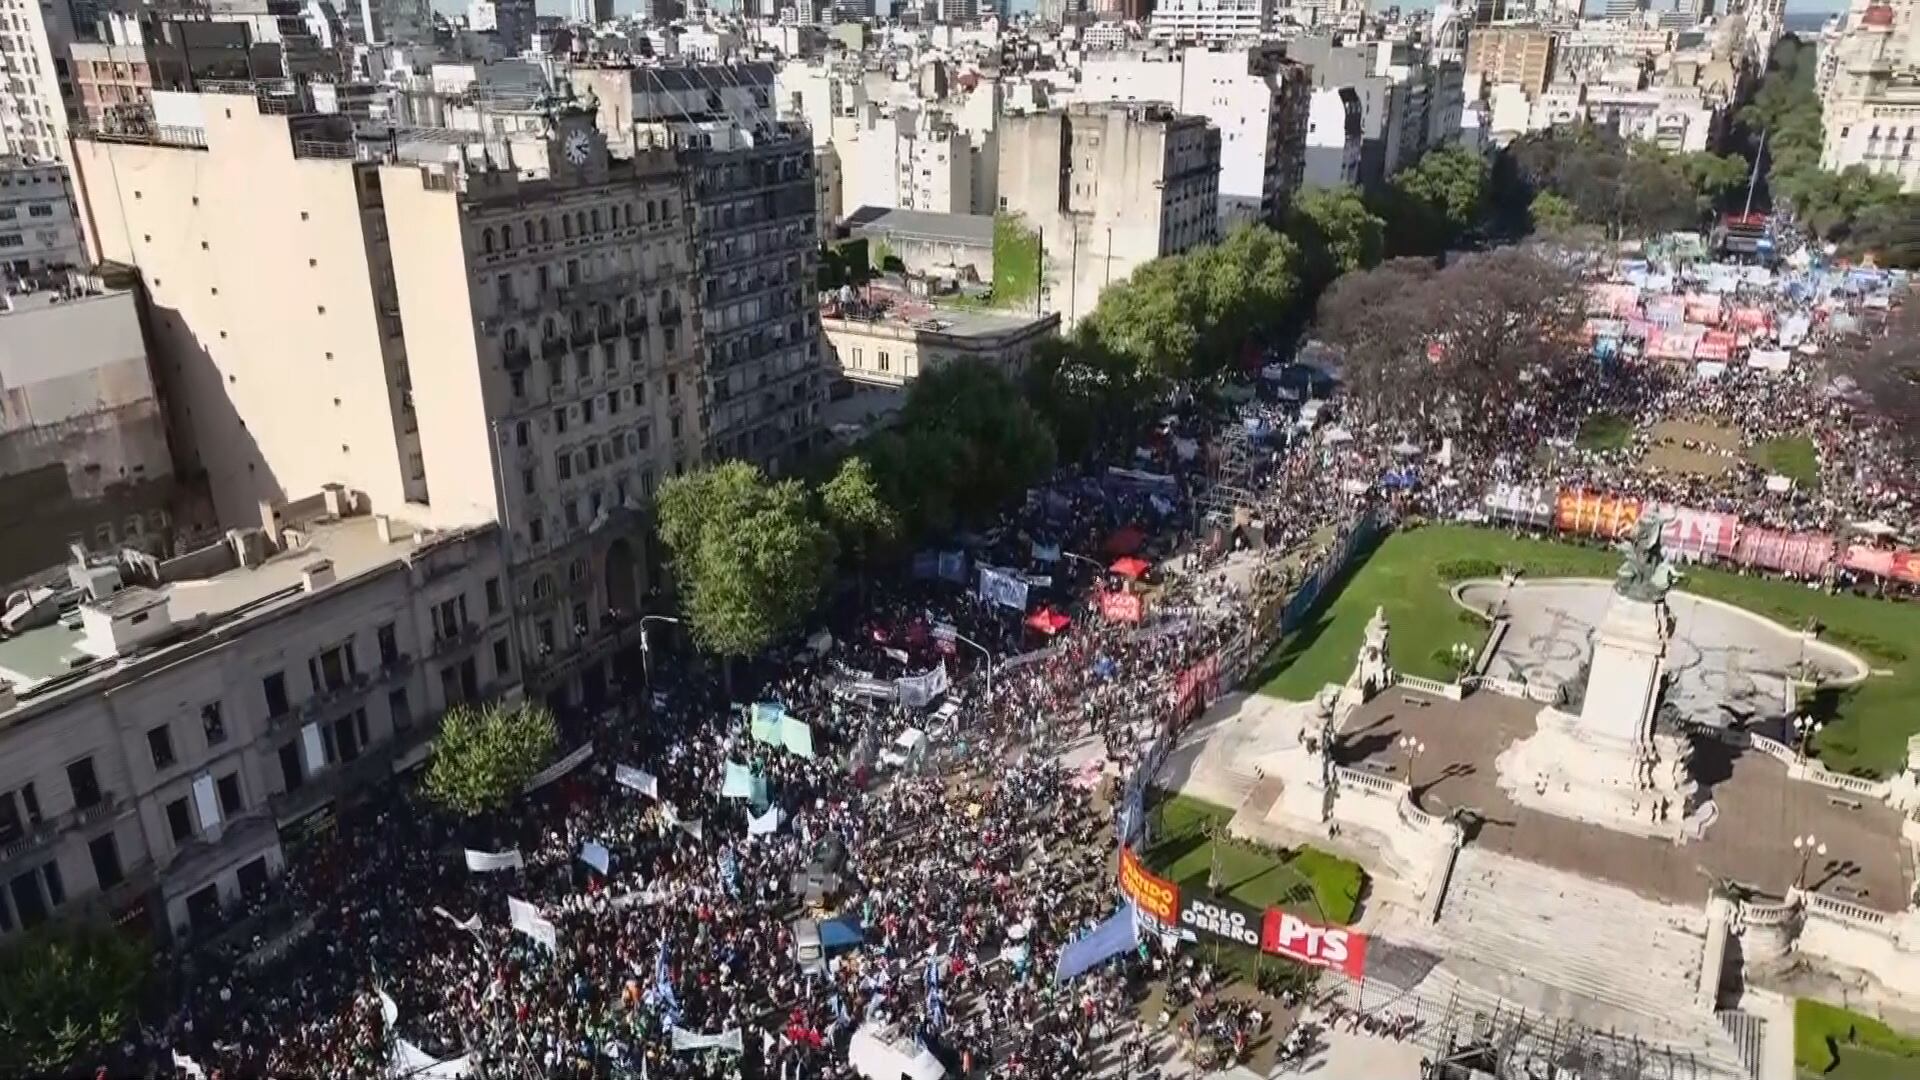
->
1613;514;1682;604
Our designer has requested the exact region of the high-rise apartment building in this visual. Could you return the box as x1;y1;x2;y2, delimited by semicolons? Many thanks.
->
1818;2;1920;192
1464;24;1557;98
355;0;435;44
470;0;535;51
579;63;827;473
998;101;1220;324
570;0;614;25
69;86;696;701
67;11;276;132
0;157;86;275
0;0;81;161
1079;44;1311;228
1148;0;1273;44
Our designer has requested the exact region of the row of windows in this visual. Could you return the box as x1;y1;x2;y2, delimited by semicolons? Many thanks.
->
479;196;677;255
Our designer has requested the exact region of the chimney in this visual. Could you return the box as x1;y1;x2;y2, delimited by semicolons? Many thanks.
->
0;680;14;714
322;483;349;518
375;514;395;544
301;559;336;593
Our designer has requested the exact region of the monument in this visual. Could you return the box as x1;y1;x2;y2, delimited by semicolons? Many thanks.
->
1351;606;1394;701
1495;516;1711;842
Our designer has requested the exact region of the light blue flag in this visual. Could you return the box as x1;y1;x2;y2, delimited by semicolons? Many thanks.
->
579;840;611;875
1054;903;1140;984
781;718;815;759
750;703;786;745
721;761;756;799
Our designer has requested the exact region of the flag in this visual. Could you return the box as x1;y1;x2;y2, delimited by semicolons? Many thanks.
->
579;840;611;875
615;764;658;798
747;805;784;837
378;988;399;1026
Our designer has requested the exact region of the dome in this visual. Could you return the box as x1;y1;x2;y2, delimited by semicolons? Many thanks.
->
1862;4;1895;28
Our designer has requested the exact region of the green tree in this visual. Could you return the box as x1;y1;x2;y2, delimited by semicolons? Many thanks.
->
423;700;559;817
1287;185;1386;286
656;461;837;659
1528;191;1579;235
896;360;1057;521
1081;255;1202;381
819;456;899;569
989;212;1045;310
1380;146;1490;254
1022;332;1154;464
1848;194;1920;267
1668;149;1750;210
0;921;147;1071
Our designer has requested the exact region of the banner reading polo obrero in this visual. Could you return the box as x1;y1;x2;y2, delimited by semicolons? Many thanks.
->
1260;909;1368;980
1118;846;1179;926
1554;489;1641;539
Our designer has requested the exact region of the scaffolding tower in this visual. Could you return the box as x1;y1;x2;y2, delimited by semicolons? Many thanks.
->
1199;421;1260;524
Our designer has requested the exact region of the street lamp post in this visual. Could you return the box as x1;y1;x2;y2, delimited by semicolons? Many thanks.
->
946;629;994;703
1793;834;1827;892
637;614;682;686
1062;551;1105;578
1792;714;1824;761
1399;735;1427;790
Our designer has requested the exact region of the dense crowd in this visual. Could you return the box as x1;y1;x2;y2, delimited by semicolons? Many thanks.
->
118;251;1910;1080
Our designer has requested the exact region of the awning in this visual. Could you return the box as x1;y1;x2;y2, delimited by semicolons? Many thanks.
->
1108;556;1151;580
1025;608;1071;636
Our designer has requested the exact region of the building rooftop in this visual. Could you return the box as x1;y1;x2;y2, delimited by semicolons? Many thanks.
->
0;512;442;700
844;205;995;248
822;291;1058;340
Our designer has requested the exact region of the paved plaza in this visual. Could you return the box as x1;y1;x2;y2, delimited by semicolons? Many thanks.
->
1339;687;1911;910
1458;578;1871;733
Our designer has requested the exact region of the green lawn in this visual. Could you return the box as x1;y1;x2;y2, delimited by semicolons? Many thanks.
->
1144;793;1365;926
1254;524;1920;777
1795;999;1920;1078
1753;435;1821;489
1575;413;1634;452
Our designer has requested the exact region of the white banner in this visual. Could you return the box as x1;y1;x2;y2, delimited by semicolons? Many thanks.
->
522;742;594;794
615;764;658;798
392;1038;475;1079
579;840;611;875
463;848;524;873
433;905;483;934
671;1025;745;1054
976;566;1029;611
747;805;784;837
507;896;557;953
171;1051;207;1080
895;662;950;709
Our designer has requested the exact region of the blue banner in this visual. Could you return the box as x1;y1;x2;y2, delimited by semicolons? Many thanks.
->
1054;904;1139;984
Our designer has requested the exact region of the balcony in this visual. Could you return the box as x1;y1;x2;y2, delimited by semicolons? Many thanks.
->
542;337;569;360
597;321;622;343
625;313;650;335
660;305;684;327
570;327;595;348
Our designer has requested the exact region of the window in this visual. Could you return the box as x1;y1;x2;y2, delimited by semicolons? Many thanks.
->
147;725;176;770
89;833;123;889
582;398;596;424
377;621;399;665
201;702;226;747
262;672;289;717
529;518;545;544
515;420;530;447
9;871;46;927
66;757;101;809
278;743;304;791
166;797;193;843
667;372;679;397
554;407;568;434
878;350;891;373
670;415;682;440
556;452;573;481
522;469;536;496
632;381;646;407
607;390;621;416
41;862;62;907
484;577;502;615
216;773;242;817
493;638;511;678
389;687;412;731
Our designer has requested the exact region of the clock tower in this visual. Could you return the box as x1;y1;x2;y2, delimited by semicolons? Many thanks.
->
545;102;609;182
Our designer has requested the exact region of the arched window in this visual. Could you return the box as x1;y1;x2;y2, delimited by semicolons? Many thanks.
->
597;303;611;327
543;316;557;339
504;327;520;350
563;215;574;239
590;208;601;231
500;228;512;252
646;200;658;223
539;218;551;243
574;211;587;236
481;227;495;253
524;221;536;246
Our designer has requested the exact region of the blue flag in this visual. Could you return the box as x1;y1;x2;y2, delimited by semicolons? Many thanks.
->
1054;903;1140;984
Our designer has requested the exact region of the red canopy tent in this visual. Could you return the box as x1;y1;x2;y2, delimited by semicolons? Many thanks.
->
1109;556;1151;580
1025;608;1071;636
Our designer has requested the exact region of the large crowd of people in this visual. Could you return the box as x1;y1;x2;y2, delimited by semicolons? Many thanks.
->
114;246;1911;1080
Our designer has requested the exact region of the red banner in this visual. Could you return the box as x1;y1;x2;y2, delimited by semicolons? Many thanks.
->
1101;591;1144;624
1171;653;1222;721
1119;847;1179;925
1842;545;1920;585
1735;527;1835;578
1645;503;1740;561
1261;909;1369;980
1555;489;1642;539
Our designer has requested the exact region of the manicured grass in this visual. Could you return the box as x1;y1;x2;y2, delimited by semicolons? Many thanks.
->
1254;524;1920;777
1753;435;1821;489
1144;793;1364;926
1795;999;1920;1077
1575;412;1634;452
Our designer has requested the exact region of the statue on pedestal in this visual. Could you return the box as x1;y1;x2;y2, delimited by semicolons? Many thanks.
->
1352;606;1395;700
1614;515;1683;605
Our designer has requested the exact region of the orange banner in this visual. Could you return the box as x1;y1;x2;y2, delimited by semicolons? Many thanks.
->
1554;489;1642;539
1119;846;1179;924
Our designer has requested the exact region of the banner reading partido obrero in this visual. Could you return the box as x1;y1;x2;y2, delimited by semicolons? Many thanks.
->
1119;848;1369;980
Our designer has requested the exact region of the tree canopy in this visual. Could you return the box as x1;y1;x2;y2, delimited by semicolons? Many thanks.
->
1287;186;1386;288
656;461;837;657
1377;146;1490;255
0;921;148;1072
1079;223;1300;383
1314;248;1583;446
1504;125;1739;239
423;700;560;818
819;455;899;565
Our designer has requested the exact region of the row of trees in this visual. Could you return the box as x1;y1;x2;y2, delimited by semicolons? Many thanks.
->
1500;125;1750;241
1740;36;1918;263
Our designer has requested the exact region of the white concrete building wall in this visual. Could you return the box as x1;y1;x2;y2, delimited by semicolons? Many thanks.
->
0;161;85;274
1149;0;1275;44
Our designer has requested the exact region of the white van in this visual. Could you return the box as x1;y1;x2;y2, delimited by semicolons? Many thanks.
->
848;1023;946;1080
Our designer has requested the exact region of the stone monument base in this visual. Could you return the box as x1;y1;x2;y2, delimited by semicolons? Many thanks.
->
1496;706;1712;844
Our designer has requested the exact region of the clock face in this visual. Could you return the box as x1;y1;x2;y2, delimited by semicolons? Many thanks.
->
565;130;591;165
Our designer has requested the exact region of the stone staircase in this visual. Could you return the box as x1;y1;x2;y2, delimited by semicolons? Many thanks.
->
1368;848;1756;1078
1717;1009;1765;1080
